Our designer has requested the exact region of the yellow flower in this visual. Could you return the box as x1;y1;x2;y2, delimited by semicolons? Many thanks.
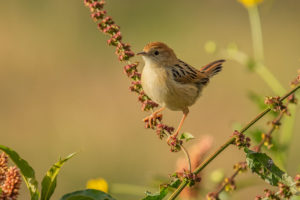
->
86;178;109;193
238;0;264;8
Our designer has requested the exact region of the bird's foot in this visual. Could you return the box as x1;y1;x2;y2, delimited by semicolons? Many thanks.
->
143;112;163;129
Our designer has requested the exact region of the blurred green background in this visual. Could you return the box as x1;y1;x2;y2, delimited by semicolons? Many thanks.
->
0;0;300;199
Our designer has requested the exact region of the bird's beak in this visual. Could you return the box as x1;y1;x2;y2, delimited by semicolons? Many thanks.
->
137;51;147;56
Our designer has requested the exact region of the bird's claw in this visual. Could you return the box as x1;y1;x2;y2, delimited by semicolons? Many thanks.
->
143;112;162;129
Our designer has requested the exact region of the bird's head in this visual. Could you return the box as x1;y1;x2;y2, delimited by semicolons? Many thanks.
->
137;42;177;65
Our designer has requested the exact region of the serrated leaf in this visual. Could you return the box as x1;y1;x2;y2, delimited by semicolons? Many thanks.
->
0;145;39;200
60;189;116;200
41;153;76;200
180;132;194;142
142;186;168;200
245;148;292;186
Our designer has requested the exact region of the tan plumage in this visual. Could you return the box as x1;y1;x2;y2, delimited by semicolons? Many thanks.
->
138;42;225;140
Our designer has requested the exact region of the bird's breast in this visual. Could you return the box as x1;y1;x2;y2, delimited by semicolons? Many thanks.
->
141;64;200;111
141;64;169;107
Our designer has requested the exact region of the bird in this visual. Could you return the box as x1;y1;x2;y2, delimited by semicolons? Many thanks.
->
137;42;225;142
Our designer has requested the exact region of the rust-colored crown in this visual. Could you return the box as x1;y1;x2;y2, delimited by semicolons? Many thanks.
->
143;42;173;53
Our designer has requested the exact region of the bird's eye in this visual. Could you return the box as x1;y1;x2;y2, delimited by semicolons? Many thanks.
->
154;50;159;55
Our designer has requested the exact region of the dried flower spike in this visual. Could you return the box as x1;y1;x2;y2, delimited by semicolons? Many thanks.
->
0;166;21;200
0;152;8;184
156;123;174;139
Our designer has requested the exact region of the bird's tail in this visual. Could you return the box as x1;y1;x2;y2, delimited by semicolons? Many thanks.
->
200;59;225;78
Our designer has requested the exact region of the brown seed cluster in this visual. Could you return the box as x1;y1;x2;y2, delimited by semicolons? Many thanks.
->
264;96;287;112
223;177;236;192
233;161;247;173
232;130;251;149
0;153;21;200
255;189;280;200
172;170;201;187
0;153;8;184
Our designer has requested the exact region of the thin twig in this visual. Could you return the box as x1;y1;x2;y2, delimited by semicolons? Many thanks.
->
255;110;285;152
164;131;192;173
168;86;300;200
215;170;240;194
180;145;192;172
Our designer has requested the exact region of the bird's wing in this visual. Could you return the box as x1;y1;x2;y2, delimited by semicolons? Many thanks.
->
170;60;209;85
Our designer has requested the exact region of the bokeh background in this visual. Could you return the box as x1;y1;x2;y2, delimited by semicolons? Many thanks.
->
1;0;300;199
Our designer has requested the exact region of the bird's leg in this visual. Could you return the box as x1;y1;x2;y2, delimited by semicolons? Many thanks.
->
168;108;189;143
143;107;165;128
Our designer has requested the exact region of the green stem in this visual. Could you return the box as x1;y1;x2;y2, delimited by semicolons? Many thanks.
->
180;145;192;172
248;6;286;95
255;64;286;95
167;86;300;200
248;6;264;63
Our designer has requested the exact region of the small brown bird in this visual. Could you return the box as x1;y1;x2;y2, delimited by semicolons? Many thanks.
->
137;42;225;142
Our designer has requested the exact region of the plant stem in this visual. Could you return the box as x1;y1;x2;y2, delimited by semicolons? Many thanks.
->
248;6;264;63
248;6;286;95
256;110;285;152
255;64;286;96
164;131;192;173
180;145;192;172
167;85;300;200
215;170;240;195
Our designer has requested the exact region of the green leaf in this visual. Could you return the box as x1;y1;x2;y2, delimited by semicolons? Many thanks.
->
245;148;292;186
0;145;39;200
142;186;168;200
41;153;76;200
60;189;116;200
179;132;194;142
